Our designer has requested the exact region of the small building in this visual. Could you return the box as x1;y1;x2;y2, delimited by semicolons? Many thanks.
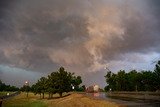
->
86;85;99;93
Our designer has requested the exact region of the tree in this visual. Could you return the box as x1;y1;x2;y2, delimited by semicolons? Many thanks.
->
116;70;128;91
154;60;160;90
0;80;5;91
32;77;47;99
31;67;82;98
0;80;2;85
47;74;57;98
71;76;82;91
0;80;19;91
104;60;160;92
141;71;155;91
49;67;73;97
38;77;48;99
126;70;139;91
81;85;86;91
31;83;42;98
105;71;117;91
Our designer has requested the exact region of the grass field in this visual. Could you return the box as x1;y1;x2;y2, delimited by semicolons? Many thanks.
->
45;93;122;107
2;92;123;107
0;92;14;97
2;93;47;107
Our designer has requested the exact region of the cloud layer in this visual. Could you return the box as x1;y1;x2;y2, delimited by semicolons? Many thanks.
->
0;0;160;87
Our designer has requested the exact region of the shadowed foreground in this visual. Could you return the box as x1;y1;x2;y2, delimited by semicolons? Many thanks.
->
2;93;123;107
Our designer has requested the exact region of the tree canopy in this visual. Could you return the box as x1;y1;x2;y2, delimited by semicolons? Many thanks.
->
0;80;19;91
31;67;82;98
104;61;160;92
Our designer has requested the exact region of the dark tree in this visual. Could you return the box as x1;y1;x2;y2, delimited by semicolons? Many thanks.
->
31;77;47;99
0;80;19;91
49;67;73;97
154;60;160;90
104;63;160;92
71;76;82;91
31;83;42;98
38;77;48;99
31;67;82;98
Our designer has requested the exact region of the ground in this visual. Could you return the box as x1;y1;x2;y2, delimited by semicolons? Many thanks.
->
2;93;47;107
45;93;122;107
2;92;123;107
0;92;14;97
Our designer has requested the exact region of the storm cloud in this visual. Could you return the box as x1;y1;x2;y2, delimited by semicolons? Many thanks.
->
0;0;160;87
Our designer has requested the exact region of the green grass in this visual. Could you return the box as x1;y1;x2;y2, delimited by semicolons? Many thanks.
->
0;92;7;96
3;101;47;107
4;100;47;107
2;93;47;107
0;92;14;97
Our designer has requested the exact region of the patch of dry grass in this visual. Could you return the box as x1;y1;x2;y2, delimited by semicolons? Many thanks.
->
2;93;47;107
2;92;124;107
45;93;123;107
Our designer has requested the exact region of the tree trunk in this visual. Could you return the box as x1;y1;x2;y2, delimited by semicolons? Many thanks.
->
40;93;41;99
51;93;53;98
48;93;51;99
59;92;62;97
48;93;50;99
0;98;3;107
42;93;44;99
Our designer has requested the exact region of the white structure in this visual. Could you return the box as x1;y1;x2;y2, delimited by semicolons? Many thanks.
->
86;85;100;93
93;85;99;92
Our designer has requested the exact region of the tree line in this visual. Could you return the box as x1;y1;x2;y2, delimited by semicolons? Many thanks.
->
0;80;19;91
20;67;84;98
1;61;160;94
104;61;160;92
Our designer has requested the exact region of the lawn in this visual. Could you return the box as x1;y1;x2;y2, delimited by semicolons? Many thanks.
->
2;92;123;107
2;93;47;107
0;92;14;97
44;93;123;107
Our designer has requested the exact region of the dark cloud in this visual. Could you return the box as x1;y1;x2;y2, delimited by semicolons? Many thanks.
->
0;0;12;18
0;0;160;87
103;11;160;60
0;0;91;72
150;0;160;37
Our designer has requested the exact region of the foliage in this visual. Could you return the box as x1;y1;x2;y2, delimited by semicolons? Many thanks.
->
104;61;160;92
154;60;160;90
50;67;73;97
71;75;82;91
20;85;30;92
0;80;19;91
31;67;82;98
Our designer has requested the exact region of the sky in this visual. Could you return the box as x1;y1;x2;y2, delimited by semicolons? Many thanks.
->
0;0;160;88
